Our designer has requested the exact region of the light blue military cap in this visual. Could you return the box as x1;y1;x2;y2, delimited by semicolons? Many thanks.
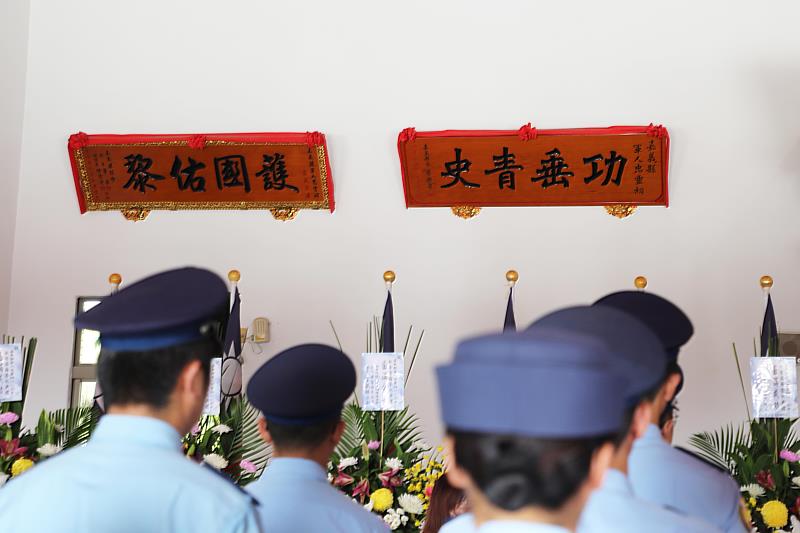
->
436;329;627;438
527;305;668;403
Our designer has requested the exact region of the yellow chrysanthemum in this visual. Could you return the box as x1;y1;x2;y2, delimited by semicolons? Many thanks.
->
11;458;34;477
748;497;756;508
370;488;394;512
760;500;788;529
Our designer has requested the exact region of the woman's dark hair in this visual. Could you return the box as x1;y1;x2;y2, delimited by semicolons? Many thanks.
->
450;430;613;511
98;336;219;409
421;474;466;533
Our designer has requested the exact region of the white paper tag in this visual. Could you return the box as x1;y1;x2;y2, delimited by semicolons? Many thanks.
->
751;356;798;418
361;352;405;411
203;357;222;415
0;344;23;402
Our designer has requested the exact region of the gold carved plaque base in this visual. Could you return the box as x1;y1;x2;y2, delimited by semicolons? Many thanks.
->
270;208;298;221
604;204;637;219
451;206;481;219
121;208;150;221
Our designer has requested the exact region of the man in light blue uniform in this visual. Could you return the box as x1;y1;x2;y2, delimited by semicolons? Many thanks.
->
0;267;262;532
530;305;721;533
437;330;626;533
595;291;747;533
246;343;388;532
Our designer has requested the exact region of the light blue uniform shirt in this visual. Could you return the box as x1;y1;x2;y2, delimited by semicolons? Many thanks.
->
629;424;746;533
247;457;388;532
0;415;262;533
478;521;569;533
578;468;722;532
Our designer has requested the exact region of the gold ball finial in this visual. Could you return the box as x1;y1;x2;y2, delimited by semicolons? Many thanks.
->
228;269;241;283
108;273;122;286
760;275;773;289
634;276;648;290
506;270;519;284
383;270;396;284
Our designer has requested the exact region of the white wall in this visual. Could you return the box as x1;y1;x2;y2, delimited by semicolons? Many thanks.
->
0;0;29;333
9;0;800;446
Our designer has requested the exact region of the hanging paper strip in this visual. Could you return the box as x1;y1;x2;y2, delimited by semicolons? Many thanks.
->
68;131;334;221
397;124;669;211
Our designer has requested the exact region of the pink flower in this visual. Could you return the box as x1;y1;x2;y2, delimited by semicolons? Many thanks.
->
367;440;381;450
352;479;370;502
333;470;354;487
190;423;200;435
0;439;28;458
379;468;402;488
780;449;800;462
756;470;775;491
240;460;257;474
0;412;19;425
425;484;435;498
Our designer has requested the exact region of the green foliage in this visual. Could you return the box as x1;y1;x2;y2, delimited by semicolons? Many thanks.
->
182;396;270;486
35;406;98;449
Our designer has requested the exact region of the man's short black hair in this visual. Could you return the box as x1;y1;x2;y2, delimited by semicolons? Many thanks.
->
450;430;613;511
265;417;340;450
98;336;218;409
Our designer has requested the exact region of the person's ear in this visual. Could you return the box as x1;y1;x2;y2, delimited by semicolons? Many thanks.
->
443;436;472;491
661;417;675;444
259;417;274;445
662;372;682;404
631;402;652;440
178;359;206;400
587;442;615;490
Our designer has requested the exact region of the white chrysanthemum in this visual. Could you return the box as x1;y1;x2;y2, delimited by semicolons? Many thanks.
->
203;453;229;470
398;493;424;515
791;515;800;533
742;483;766;498
0;473;8;487
385;457;403;470
37;443;63;457
383;508;407;530
364;500;374;512
211;424;232;434
339;456;358;469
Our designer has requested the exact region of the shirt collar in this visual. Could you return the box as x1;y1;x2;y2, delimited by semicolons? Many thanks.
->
642;423;664;442
263;457;327;481
478;521;569;533
90;414;182;451
601;468;633;495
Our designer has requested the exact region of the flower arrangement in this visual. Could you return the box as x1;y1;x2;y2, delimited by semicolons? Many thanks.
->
182;395;270;486
1;336;98;487
329;403;445;531
328;317;444;531
689;309;800;531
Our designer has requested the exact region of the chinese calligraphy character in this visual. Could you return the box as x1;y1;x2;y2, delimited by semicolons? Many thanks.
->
532;148;573;189
170;156;206;192
441;148;479;188
484;146;523;190
583;151;628;186
123;154;164;193
214;156;250;192
255;153;299;192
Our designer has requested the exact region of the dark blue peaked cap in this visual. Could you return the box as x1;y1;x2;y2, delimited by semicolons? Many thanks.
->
247;344;356;425
437;329;626;438
74;267;228;351
527;306;668;402
593;291;693;358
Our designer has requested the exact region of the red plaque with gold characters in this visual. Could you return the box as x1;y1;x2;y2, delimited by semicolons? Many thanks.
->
68;131;334;221
397;124;669;218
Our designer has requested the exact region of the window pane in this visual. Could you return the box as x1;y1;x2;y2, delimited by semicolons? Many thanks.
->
78;329;101;364
77;380;96;408
81;299;100;313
